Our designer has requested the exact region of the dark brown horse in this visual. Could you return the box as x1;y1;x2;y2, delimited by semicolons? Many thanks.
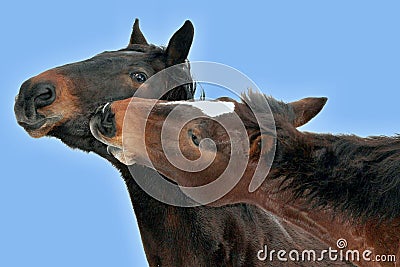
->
91;92;399;266
13;20;347;266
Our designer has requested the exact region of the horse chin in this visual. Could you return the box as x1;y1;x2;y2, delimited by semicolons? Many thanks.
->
27;127;52;138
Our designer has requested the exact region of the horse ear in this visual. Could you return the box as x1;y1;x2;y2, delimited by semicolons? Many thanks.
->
165;20;194;66
128;18;148;47
289;97;328;127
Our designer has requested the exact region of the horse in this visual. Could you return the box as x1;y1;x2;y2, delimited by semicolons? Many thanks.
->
13;19;341;266
90;92;400;266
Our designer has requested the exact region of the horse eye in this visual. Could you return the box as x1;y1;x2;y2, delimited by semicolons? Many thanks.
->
129;72;147;83
188;130;200;146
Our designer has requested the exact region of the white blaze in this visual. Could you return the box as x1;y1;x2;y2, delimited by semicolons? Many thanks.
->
161;101;235;117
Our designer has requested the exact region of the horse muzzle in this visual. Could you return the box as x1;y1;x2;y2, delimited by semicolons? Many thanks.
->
14;78;59;137
90;102;117;139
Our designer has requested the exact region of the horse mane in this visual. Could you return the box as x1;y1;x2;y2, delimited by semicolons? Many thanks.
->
238;90;400;222
276;129;400;222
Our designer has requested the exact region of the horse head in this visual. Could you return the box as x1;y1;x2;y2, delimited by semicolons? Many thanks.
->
14;19;194;158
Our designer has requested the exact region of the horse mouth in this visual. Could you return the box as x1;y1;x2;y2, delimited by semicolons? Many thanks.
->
16;115;63;137
18;119;47;131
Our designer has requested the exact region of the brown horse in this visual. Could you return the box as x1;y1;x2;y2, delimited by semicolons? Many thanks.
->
91;92;399;266
14;20;344;266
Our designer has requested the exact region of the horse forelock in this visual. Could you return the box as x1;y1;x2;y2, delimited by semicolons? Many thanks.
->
122;44;166;54
238;90;294;133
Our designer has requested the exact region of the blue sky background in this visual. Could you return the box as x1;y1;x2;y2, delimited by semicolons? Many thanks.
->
1;1;399;266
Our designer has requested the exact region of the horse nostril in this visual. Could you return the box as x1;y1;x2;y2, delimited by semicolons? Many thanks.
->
33;83;56;109
98;103;116;137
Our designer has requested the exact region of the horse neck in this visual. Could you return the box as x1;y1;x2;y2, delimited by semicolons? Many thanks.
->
242;131;400;263
122;164;341;266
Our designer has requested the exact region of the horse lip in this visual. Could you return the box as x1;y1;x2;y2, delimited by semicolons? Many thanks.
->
107;145;122;155
17;115;62;131
18;119;47;130
107;145;137;166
